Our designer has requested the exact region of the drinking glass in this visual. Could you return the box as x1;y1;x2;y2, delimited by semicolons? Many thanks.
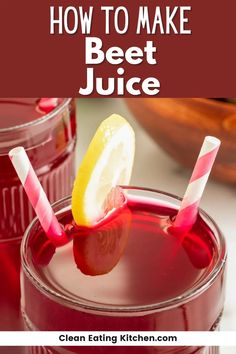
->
0;98;77;335
21;188;226;354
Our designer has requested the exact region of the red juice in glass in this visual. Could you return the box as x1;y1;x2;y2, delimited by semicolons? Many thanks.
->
21;188;226;354
0;98;76;337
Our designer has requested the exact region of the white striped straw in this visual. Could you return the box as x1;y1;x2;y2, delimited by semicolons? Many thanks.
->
9;147;67;246
173;136;221;232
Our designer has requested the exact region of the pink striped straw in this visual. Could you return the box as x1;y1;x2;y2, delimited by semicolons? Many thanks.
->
9;146;67;246
173;136;221;232
38;98;59;114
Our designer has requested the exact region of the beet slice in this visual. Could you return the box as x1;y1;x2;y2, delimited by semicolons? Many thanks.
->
73;207;131;276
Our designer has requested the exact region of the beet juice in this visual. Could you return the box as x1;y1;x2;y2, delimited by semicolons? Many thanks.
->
0;98;76;335
21;188;226;354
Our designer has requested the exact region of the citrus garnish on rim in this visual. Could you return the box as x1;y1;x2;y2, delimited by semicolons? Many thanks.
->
72;114;135;227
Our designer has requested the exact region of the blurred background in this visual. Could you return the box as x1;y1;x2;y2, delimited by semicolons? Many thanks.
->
76;98;236;354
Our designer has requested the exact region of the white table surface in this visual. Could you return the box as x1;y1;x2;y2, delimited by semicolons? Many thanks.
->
76;98;236;353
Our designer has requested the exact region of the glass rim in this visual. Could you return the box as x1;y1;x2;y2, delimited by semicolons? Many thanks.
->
21;186;227;315
0;98;72;134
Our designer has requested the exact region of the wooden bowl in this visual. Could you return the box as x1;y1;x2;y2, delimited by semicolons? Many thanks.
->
126;98;236;184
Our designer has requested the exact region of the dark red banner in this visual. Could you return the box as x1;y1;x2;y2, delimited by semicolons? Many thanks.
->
0;1;235;97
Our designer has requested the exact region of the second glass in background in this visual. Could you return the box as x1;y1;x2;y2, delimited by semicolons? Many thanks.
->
0;98;77;334
21;188;226;354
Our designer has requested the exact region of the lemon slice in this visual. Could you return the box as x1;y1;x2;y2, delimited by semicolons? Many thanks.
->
72;114;135;227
